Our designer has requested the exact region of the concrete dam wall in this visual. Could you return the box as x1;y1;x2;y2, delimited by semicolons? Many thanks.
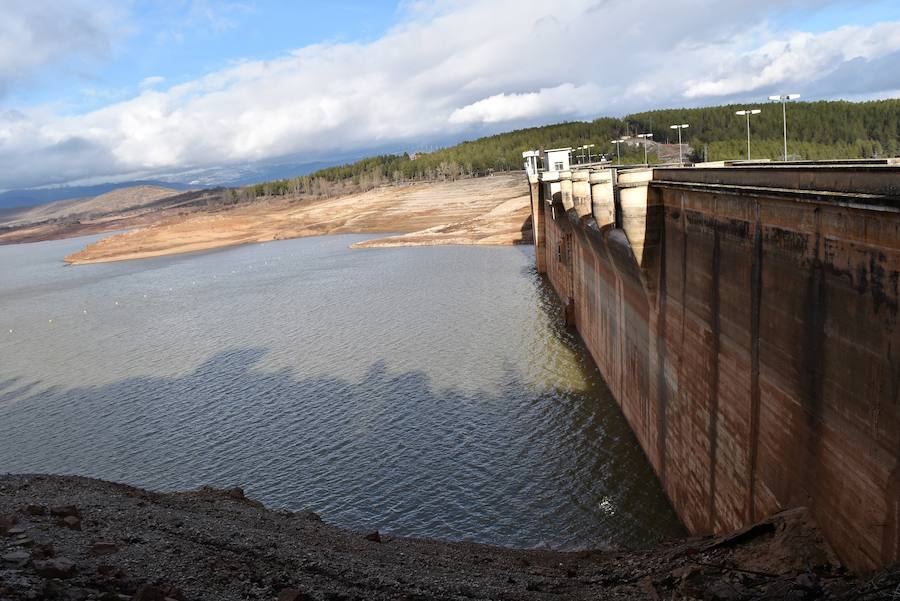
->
528;163;900;571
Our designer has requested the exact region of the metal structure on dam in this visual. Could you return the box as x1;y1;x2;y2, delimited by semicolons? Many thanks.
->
525;158;900;571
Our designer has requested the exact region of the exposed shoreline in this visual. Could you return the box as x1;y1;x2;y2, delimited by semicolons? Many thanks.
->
60;176;533;265
3;474;894;600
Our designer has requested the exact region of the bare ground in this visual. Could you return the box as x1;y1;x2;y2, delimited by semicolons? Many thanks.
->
62;176;532;265
1;474;898;600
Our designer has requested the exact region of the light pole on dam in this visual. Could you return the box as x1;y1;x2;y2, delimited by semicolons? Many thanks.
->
669;124;689;165
769;93;800;161
735;108;762;160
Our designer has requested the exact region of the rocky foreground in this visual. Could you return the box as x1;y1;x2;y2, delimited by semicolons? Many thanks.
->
1;475;898;600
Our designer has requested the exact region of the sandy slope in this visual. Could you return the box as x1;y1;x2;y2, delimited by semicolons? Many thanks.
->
64;175;532;265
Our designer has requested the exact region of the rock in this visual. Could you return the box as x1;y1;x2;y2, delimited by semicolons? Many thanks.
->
58;515;82;530
132;585;166;601
277;588;304;601
364;530;382;543
132;583;184;601
97;564;126;579
33;557;77;578
0;514;17;534
228;486;245;499
6;525;26;536
31;543;55;560
50;505;80;518
706;580;745;600
91;541;119;556
1;550;31;566
22;504;47;516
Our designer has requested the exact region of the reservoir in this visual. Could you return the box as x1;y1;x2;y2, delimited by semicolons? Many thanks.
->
0;234;683;549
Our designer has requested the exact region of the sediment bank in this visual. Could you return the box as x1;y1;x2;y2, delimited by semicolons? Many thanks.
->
2;474;896;600
63;176;531;265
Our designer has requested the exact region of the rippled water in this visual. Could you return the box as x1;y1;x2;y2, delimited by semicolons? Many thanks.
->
0;233;683;549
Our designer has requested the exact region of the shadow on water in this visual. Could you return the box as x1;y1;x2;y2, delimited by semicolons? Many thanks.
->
0;341;684;551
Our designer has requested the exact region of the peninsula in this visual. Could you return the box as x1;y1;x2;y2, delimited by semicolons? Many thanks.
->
62;176;531;265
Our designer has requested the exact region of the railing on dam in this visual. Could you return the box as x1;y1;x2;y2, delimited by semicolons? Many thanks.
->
526;161;900;572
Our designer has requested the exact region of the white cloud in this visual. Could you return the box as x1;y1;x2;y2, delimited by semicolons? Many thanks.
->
449;84;603;124
0;0;118;98
684;22;900;98
2;0;900;189
140;76;166;89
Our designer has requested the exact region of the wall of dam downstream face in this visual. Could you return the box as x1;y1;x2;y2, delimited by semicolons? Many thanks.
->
528;163;900;571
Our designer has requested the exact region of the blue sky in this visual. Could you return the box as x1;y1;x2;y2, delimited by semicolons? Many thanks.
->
2;0;900;190
784;0;900;33
10;1;404;113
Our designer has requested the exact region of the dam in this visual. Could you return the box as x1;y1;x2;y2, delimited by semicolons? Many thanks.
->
526;158;900;571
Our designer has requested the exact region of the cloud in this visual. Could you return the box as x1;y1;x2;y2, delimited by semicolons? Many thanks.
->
684;22;900;98
140;76;166;89
0;0;118;98
449;84;603;124
2;0;900;189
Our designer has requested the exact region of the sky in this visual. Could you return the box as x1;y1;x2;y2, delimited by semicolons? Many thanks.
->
1;0;900;190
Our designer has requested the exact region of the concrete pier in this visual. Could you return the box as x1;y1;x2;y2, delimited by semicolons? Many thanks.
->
528;162;900;571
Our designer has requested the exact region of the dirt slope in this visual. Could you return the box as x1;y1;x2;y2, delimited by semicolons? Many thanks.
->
3;474;894;600
64;176;531;265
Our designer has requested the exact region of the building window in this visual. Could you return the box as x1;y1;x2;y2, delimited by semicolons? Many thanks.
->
554;161;564;170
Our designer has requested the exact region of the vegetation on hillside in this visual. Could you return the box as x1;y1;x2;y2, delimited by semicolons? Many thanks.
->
626;99;900;161
248;99;900;199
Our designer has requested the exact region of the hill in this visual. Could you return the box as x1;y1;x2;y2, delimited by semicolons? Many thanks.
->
625;99;900;161
0;185;181;228
0;180;193;211
0;186;240;246
247;98;900;201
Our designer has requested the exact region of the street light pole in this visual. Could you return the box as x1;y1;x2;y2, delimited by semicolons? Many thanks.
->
610;139;625;164
735;109;762;160
636;133;653;164
768;94;800;160
669;124;689;165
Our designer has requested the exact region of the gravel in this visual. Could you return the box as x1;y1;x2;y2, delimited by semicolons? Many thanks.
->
0;474;897;600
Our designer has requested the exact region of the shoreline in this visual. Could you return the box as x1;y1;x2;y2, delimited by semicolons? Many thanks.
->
59;176;533;265
3;473;891;600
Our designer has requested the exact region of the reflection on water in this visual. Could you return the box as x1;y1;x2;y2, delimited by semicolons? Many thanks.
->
0;233;684;549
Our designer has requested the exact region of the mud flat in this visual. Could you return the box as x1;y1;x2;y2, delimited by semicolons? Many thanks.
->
1;474;897;600
64;176;532;265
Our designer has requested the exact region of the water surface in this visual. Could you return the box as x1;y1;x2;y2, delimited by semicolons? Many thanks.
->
0;234;683;548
